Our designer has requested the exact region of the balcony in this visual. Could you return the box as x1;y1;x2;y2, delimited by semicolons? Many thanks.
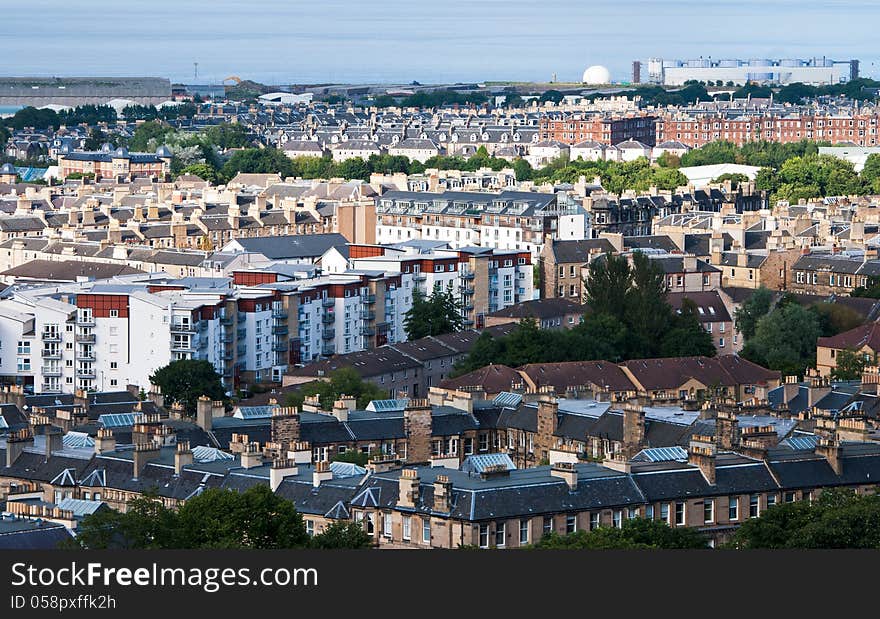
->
461;287;474;296
220;315;233;326
360;310;375;321
413;272;427;282
41;331;61;342
321;344;335;356
41;349;62;360
321;313;335;325
76;369;96;379
41;367;62;377
237;327;247;339
221;351;234;361
220;333;233;344
76;316;95;327
321;297;335;308
237;312;246;324
461;271;475;280
322;328;336;340
170;323;197;334
361;326;376;336
77;352;97;362
171;344;197;354
40;383;62;394
272;342;289;352
463;303;474;311
272;308;287;319
363;294;376;305
237;342;247;356
272;324;289;335
75;333;96;343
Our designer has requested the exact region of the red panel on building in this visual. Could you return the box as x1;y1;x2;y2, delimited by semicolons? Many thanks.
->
76;294;129;318
232;271;278;286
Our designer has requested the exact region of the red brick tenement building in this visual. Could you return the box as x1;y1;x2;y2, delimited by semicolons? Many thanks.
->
656;111;880;148
539;114;658;146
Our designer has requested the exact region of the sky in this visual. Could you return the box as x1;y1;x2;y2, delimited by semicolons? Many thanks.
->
1;0;876;84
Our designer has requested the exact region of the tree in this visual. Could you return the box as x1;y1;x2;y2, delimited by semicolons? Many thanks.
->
732;488;880;548
531;518;706;549
283;366;387;411
809;302;864;337
220;147;295;181
660;298;716;358
584;252;632;322
129;121;174;152
175;485;308;549
832;349;868;381
309;521;373;549
72;487;311;549
862;154;880;194
711;172;749;188
180;162;219;183
202;123;251;149
403;284;463;340
734;287;774;340
149;359;225;415
625;251;671;357
741;302;820;376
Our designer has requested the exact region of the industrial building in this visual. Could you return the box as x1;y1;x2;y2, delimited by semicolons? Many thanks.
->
636;57;858;86
0;77;171;107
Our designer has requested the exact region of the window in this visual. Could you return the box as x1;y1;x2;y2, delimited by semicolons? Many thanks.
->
519;519;530;545
422;518;431;544
478;434;488;452
704;500;714;524
784;491;796;503
110;362;117;369
729;497;739;521
645;504;654;520
613;510;622;529
660;503;669;524
565;514;577;534
464;437;474;455
494;522;506;547
402;515;411;541
767;494;777;508
542;516;553;536
109;309;119;318
306;520;315;536
628;507;637;520
749;494;760;518
675;501;685;526
383;513;393;538
478;523;489;548
589;512;599;531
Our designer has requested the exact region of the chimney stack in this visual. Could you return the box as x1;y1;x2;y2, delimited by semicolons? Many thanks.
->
43;425;64;459
688;435;716;485
175;440;193;474
622;400;645;459
270;458;299;491
433;474;452;512
312;460;333;487
240;442;263;469
398;468;421;507
133;439;160;479
816;438;843;475
95;428;116;454
550;461;578;490
5;428;34;467
403;399;433;464
715;409;740;450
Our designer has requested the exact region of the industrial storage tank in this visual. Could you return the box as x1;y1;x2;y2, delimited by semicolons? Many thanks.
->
686;58;711;68
748;59;772;67
780;58;802;67
582;65;612;85
717;59;740;68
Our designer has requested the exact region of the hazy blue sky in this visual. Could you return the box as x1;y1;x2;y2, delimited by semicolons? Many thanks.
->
2;0;875;84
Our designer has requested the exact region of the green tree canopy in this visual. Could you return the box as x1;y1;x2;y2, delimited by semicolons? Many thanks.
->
309;521;374;549
149;359;226;415
531;518;707;549
741;302;820;376
283;366;387;411
403;284;463;340
734;287;774;340
831;349;869;381
732;489;880;548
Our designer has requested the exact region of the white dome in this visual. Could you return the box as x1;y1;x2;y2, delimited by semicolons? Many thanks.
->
582;65;611;85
